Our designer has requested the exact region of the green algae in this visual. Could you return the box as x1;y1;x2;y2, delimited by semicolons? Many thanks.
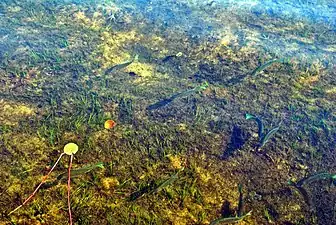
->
0;0;334;224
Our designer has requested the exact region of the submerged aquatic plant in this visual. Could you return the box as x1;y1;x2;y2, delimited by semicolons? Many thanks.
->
9;143;79;225
245;113;281;149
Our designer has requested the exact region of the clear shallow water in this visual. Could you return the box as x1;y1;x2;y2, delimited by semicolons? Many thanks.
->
0;0;335;224
225;0;336;25
98;0;336;63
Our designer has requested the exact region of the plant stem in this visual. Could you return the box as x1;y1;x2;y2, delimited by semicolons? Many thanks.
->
68;154;73;225
9;153;66;215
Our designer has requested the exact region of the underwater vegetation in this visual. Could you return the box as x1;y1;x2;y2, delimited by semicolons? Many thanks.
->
0;0;335;224
9;143;79;225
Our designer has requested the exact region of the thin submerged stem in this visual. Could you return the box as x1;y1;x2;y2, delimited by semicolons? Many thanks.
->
68;154;74;225
9;152;66;215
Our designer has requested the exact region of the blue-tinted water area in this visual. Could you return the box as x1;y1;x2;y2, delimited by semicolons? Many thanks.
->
0;0;335;224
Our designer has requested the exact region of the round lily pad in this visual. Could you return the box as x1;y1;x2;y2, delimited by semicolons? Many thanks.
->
64;143;79;155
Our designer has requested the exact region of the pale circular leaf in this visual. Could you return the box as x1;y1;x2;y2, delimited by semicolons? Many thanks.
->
64;143;79;155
